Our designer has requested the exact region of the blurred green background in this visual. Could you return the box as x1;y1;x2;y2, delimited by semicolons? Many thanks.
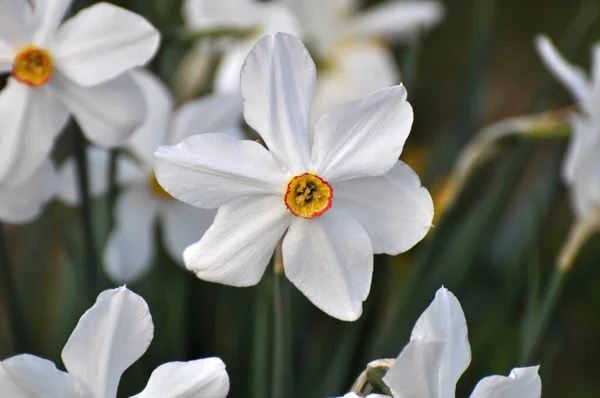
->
1;0;600;397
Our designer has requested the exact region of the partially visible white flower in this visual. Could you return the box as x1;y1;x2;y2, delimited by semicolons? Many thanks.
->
0;286;230;398
337;288;542;398
58;69;244;283
155;33;433;321
0;0;160;185
535;35;600;269
0;161;56;224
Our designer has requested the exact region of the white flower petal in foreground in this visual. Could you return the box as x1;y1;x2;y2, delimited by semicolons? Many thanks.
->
155;33;433;321
535;35;600;269
0;287;229;398
338;287;542;397
0;0;159;185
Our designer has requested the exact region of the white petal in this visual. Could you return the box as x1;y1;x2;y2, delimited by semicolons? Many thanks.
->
383;287;471;398
0;0;34;47
345;1;444;40
62;286;154;398
214;39;254;94
240;32;314;174
31;0;73;45
57;148;146;206
53;72;145;148
311;85;413;182
169;92;243;146
184;195;291;286
334;161;433;254
0;161;56;224
51;3;160;87
0;79;69;185
535;35;590;106
183;0;263;31
562;114;596;185
131;357;229;398
282;209;373;321
127;69;174;166
104;186;160;283
0;354;87;398
469;366;542;398
155;133;287;209
0;39;14;72
161;202;216;264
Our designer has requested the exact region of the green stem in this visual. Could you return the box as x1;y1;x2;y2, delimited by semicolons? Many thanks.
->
251;277;273;398
73;130;98;305
271;270;293;398
0;224;30;352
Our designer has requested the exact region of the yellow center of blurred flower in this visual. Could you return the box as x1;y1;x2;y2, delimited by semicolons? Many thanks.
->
284;173;333;218
12;46;53;87
148;171;173;201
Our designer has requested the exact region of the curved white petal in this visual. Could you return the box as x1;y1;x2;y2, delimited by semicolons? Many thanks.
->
31;0;73;45
562;114;597;185
0;354;88;398
345;1;444;41
184;195;291;286
62;286;154;398
128;69;174;166
0;161;56;224
131;357;229;398
214;39;254;94
53;72;145;148
311;84;413;182
0;0;34;47
169;92;243;145
535;35;590;107
282;209;373;321
0;39;14;72
183;0;263;31
241;32;314;174
383;287;471;398
155;133;288;209
161;202;216;264
51;3;160;87
334;161;433;255
0;79;69;185
104;186;160;283
469;366;542;398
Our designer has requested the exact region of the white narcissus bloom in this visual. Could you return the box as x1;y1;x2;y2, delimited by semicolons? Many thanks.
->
155;33;434;321
0;286;230;397
0;0;159;185
535;35;600;269
338;288;542;398
58;69;244;283
0;161;56;224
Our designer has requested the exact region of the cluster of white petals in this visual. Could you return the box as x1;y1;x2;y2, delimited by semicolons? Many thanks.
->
339;287;542;398
0;286;229;397
155;32;434;321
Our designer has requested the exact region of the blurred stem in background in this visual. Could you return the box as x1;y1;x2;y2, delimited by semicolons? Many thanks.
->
0;224;30;352
73;128;99;305
251;276;273;398
272;244;293;398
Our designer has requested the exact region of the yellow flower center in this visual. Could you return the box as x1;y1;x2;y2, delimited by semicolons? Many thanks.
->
148;171;173;201
284;173;333;219
12;46;53;88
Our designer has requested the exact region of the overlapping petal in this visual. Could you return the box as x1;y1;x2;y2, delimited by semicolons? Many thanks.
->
131;358;229;398
31;0;73;45
282;209;373;321
184;195;291;286
334;161;433;254
0;0;34;47
0;39;13;71
50;3;160;86
241;33;314;174
469;366;542;398
62;287;154;398
311;84;413;182
155;133;288;209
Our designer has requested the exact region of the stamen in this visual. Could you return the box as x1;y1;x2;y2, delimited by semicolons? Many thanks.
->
12;46;53;88
284;173;333;219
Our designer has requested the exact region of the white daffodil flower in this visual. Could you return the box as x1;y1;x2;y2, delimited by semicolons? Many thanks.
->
58;69;244;283
535;35;600;269
338;287;542;398
0;286;230;397
155;33;433;321
0;0;160;185
0;161;56;224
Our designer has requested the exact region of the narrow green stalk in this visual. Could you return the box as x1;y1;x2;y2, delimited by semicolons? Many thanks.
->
107;149;119;223
251;277;273;398
0;224;30;352
73;130;98;305
272;265;293;398
520;268;568;364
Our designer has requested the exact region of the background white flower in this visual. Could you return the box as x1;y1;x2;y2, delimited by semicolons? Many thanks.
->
155;33;433;321
0;0;159;185
0;286;230;397
58;69;244;283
